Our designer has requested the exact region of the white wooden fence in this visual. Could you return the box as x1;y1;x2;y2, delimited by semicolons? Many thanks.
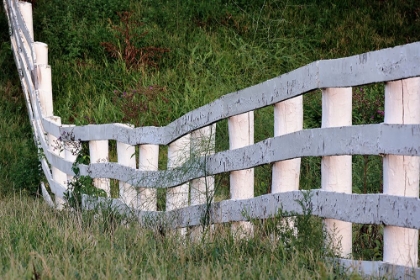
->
4;0;420;278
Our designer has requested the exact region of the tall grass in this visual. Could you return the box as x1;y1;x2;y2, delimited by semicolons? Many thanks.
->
0;194;362;279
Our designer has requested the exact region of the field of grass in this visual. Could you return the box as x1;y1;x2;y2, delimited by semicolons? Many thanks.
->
1;0;420;278
0;194;362;279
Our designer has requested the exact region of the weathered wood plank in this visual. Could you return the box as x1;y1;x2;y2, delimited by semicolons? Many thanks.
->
335;258;420;279
83;190;420;230
62;124;420;188
37;123;420;188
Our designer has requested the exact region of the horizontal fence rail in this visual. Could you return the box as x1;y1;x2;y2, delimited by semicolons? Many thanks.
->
4;0;420;278
83;190;420;230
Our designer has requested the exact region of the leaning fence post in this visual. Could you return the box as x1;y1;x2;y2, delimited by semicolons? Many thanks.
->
190;124;216;239
18;1;34;40
138;144;159;211
228;111;254;236
34;41;67;208
383;78;420;267
321;87;352;258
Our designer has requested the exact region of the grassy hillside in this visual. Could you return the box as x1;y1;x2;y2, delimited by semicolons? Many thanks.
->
0;0;419;278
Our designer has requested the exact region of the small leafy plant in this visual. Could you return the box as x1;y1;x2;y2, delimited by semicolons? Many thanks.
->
55;132;106;210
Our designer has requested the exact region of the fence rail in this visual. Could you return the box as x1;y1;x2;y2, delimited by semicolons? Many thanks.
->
4;0;420;278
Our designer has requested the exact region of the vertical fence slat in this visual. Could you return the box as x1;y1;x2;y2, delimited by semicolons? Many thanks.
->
89;140;110;196
229;111;254;235
117;141;137;208
383;78;420;267
166;134;191;211
138;144;159;211
272;96;303;192
321;87;352;258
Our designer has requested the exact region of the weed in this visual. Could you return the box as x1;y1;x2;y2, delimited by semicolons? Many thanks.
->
58;134;106;210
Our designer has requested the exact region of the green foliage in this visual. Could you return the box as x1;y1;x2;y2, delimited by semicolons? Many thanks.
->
64;141;107;209
32;0;130;61
1;0;420;274
0;194;363;279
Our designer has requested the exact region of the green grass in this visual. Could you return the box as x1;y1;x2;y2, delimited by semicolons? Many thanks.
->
0;194;363;279
1;0;420;277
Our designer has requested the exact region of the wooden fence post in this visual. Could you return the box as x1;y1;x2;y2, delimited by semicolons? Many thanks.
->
166;134;190;236
138;144;159;211
63;124;79;197
383;78;420;266
117;141;137;208
321;87;352;258
18;1;33;40
166;134;190;210
229;111;254;236
190;124;216;239
191;124;216;205
34;41;67;208
89;140;110;196
272;96;303;236
49;118;67;208
272;96;303;192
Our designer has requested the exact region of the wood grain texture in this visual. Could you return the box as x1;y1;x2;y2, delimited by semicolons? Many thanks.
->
335;258;420;279
37;124;420;187
82;190;420;230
